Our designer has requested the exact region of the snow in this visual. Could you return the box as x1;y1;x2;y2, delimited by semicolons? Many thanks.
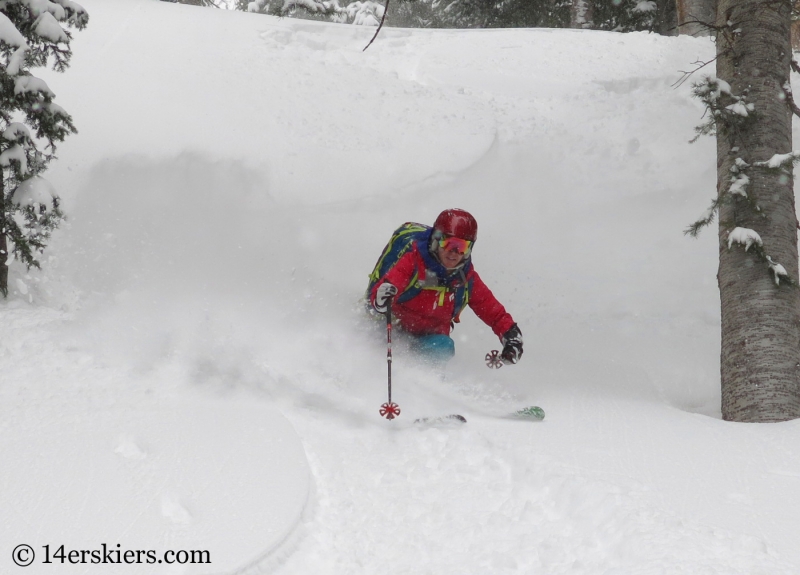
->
727;227;762;251
34;11;69;43
0;143;28;173
695;76;730;101
345;1;383;26
715;77;732;95
22;0;67;19
45;100;67;116
725;102;748;118
725;101;752;116
53;0;87;19
1;387;309;574
3;1;800;574
11;176;57;207
14;75;55;97
287;0;324;13
2;122;31;142
633;0;657;12
729;174;749;196
0;11;28;47
756;151;800;169
767;256;789;286
729;157;750;196
7;45;28;75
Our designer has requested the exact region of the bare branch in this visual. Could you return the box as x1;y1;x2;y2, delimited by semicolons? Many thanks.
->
674;17;721;36
363;0;390;52
673;55;721;88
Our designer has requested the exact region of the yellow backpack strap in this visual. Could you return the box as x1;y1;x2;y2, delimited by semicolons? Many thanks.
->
368;223;430;286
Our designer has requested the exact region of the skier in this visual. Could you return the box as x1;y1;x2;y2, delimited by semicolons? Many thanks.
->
367;208;523;366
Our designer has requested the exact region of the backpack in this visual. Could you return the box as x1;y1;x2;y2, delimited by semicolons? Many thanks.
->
366;222;472;323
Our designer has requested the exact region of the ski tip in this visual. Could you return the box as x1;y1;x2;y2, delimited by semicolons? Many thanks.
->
513;406;545;421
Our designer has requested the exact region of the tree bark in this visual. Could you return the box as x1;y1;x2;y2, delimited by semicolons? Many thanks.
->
678;0;716;35
793;19;800;50
716;0;800;421
0;177;7;297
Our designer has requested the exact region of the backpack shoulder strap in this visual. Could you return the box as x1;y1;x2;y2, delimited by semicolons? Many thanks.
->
452;268;473;323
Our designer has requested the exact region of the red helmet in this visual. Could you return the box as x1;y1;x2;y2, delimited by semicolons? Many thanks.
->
433;209;478;242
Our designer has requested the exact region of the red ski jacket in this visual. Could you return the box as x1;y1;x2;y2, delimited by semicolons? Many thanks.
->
369;239;515;338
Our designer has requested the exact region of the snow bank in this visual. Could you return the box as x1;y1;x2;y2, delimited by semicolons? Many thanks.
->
44;0;497;205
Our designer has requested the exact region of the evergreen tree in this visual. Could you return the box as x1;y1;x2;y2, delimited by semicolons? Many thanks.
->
687;0;800;421
239;0;283;15
389;0;571;28
0;0;87;297
241;0;679;31
574;0;676;33
162;0;226;6
496;0;570;28
592;0;658;32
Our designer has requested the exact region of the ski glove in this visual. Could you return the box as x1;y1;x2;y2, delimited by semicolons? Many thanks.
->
501;324;523;364
374;282;398;314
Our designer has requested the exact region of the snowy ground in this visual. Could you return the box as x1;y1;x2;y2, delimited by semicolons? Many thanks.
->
3;1;800;573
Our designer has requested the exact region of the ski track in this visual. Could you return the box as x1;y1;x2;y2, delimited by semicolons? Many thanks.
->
272;410;794;575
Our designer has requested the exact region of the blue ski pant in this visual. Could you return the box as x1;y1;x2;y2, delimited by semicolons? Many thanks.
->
410;334;455;365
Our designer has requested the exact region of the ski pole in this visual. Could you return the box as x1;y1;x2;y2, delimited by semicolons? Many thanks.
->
387;300;392;402
379;299;401;419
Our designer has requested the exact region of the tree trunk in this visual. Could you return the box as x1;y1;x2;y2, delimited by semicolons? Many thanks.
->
715;0;800;421
656;0;679;36
793;19;800;50
570;0;593;29
677;0;716;35
0;177;7;297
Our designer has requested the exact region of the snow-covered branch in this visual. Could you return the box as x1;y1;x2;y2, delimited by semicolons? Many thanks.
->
766;256;789;286
690;75;755;143
728;157;750;197
725;228;793;287
1;0;88;292
752;151;800;170
727;227;762;251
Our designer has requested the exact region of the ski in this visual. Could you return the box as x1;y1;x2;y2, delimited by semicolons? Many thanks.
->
414;414;467;426
508;405;545;421
413;407;543;425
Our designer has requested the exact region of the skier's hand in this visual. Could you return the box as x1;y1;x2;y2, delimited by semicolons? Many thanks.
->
374;282;398;314
501;324;523;364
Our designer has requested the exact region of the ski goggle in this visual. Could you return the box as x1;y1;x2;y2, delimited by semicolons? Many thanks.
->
438;235;473;256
